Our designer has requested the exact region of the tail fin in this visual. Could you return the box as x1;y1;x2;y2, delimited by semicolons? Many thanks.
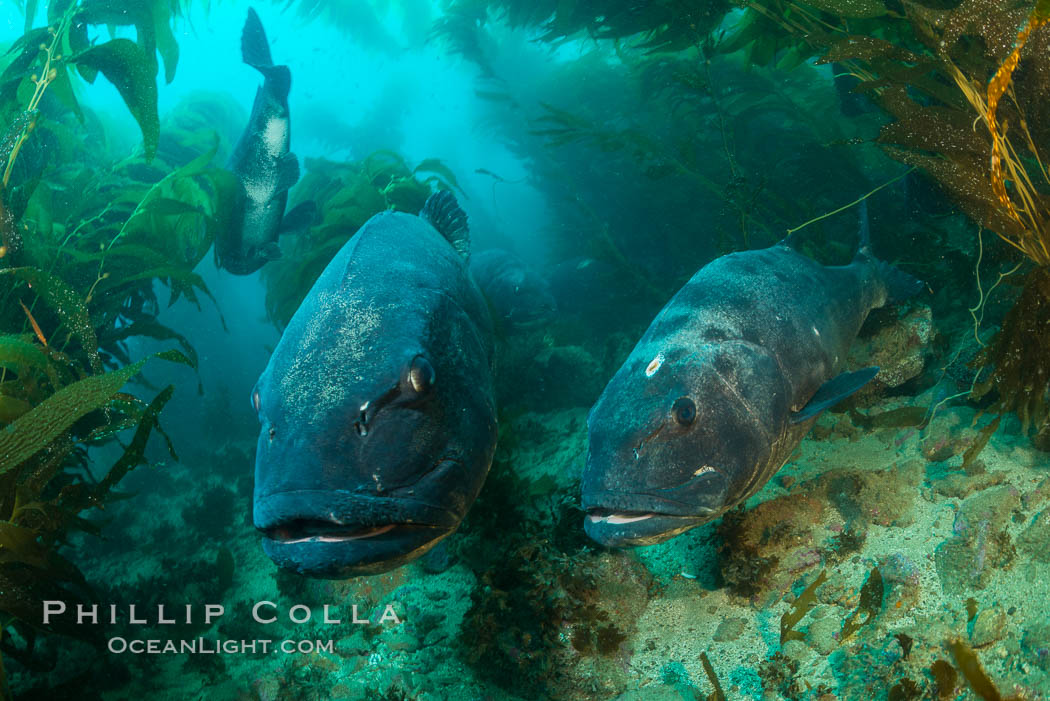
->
241;8;273;69
241;8;291;100
854;199;924;303
875;259;924;303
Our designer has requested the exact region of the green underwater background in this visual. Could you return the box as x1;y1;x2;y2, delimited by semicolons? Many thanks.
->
1;0;1050;699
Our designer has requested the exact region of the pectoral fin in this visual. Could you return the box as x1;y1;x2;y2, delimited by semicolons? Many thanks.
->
279;200;317;235
275;153;300;193
791;366;879;423
260;242;282;261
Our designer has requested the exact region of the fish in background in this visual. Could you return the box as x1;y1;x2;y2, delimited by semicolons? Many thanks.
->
582;202;922;547
252;191;497;577
470;248;556;330
216;7;315;275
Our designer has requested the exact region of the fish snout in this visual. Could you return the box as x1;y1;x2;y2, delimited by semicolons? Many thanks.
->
581;468;730;547
253;489;461;578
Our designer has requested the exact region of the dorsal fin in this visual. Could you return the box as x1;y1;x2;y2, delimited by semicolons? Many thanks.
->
420;190;470;260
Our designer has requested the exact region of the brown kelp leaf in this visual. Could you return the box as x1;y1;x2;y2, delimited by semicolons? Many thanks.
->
781;569;827;643
95;384;175;496
841;566;884;641
0;396;32;423
820;34;923;64
961;416;1001;469
0;334;52;382
0;522;56;569
941;0;1029;62
0;267;102;374
0;561;100;641
947;637;1013;701
878;146;1028;240
0;350;190;474
75;38;159;159
973;268;1050;434
805;0;887;18
78;0;180;82
878;107;989;158
931;659;959;700
413;158;464;195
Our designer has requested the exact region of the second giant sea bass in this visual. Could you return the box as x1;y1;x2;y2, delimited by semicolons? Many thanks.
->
582;205;922;547
216;7;313;275
251;191;497;577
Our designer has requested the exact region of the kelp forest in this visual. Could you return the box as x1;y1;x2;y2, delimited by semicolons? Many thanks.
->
0;0;1048;699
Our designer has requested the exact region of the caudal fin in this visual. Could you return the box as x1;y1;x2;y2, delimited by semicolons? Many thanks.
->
853;199;924;303
875;259;924;303
242;8;273;69
241;8;291;100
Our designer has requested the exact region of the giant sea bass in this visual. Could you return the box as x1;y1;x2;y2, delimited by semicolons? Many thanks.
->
582;204;922;547
251;191;497;576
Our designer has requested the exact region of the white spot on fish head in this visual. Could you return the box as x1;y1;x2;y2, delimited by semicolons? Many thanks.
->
645;352;665;378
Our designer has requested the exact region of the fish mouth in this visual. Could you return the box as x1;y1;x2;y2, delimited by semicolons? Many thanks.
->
583;508;712;547
263;519;405;544
254;490;460;577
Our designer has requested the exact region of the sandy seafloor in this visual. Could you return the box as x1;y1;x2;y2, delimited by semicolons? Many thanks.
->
12;324;1050;701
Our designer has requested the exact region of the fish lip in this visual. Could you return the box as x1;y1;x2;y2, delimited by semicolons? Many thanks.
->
254;491;459;577
580;490;715;517
580;490;724;548
582;510;711;548
261;520;439;545
253;490;462;532
261;525;452;578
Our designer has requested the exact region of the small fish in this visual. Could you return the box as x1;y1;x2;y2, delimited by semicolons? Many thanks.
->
470;248;556;329
216;8;313;275
252;191;497;577
582;203;922;547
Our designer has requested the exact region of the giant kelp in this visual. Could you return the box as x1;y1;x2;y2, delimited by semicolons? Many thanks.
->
0;3;236;694
440;0;731;51
450;0;1050;441
433;0;900;324
262;151;462;329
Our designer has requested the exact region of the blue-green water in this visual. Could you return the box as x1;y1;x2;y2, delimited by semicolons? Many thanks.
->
0;1;1049;700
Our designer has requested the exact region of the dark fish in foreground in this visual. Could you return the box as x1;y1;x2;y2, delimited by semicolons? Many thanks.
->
582;206;921;547
470;248;556;329
252;191;497;577
216;7;313;275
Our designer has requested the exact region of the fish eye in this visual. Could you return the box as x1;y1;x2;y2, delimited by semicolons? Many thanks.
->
672;396;696;426
407;356;435;394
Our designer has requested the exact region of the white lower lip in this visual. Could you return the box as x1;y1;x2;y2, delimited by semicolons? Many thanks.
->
277;524;397;544
590;513;654;525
